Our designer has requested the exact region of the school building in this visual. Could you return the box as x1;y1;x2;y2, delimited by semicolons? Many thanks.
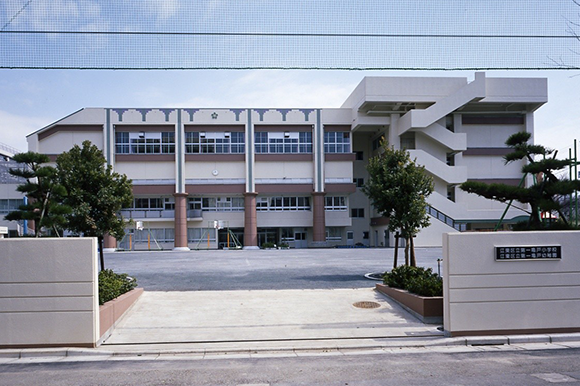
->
26;73;547;250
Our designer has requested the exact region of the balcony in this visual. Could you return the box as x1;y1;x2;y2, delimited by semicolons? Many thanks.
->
119;209;204;221
119;209;175;220
187;209;203;220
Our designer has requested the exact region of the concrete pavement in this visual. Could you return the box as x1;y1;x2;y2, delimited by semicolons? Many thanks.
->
101;288;442;346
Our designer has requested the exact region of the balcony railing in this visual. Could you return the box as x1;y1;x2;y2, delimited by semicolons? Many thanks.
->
427;205;466;231
187;209;203;218
120;209;204;219
119;209;175;219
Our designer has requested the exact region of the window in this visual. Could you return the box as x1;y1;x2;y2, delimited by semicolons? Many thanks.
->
256;197;269;210
131;228;174;243
187;227;216;242
115;131;175;154
164;197;175;210
363;231;369;239
351;208;365;218
324;132;350;153
254;132;312;154
325;196;347;211
446;115;455;132
162;132;175;153
355;151;364;161
132;198;163;209
446;153;455;166
400;132;416;150
353;178;364;187
280;228;294;242
115;132;129;154
0;199;22;213
256;196;311;211
185;131;245;154
188;196;244;211
447;185;456;202
326;227;342;241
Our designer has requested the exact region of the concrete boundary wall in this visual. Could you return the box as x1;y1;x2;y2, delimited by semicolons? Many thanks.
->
0;238;99;348
443;231;580;337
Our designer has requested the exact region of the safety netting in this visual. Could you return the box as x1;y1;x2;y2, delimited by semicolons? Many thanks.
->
1;0;580;70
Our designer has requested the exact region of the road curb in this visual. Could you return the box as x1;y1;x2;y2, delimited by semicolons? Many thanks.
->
2;333;580;361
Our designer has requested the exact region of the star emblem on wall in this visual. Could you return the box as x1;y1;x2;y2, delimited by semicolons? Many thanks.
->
211;112;218;119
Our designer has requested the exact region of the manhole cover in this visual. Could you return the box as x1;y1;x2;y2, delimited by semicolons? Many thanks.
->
353;301;381;309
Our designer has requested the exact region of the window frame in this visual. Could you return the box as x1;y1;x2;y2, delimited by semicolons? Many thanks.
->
254;132;312;154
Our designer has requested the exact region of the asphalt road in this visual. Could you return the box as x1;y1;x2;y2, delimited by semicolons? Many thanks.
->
2;348;579;385
104;247;444;291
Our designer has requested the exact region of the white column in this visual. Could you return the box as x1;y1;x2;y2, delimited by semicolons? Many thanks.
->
389;113;400;149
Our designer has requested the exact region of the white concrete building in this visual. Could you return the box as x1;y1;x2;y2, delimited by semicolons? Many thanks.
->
27;73;547;249
0;143;26;237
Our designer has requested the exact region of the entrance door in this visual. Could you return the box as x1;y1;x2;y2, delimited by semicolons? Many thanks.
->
294;232;308;248
257;228;277;247
346;231;354;246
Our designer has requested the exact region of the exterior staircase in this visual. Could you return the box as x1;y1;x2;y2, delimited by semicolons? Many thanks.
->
427;205;466;231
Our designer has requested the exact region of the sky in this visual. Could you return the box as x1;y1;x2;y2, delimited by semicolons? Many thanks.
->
0;69;579;160
1;1;579;160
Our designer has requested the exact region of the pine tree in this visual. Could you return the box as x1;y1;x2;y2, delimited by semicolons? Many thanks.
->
460;132;580;230
5;152;70;236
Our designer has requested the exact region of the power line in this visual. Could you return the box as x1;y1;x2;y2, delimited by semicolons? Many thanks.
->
0;30;577;39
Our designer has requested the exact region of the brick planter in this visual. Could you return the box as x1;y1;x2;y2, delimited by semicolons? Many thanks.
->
376;284;443;324
99;288;144;344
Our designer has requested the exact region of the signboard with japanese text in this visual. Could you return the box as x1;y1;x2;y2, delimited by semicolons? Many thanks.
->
495;246;561;261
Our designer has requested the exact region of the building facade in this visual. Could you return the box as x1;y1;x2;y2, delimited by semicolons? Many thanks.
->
0;143;26;237
27;73;547;250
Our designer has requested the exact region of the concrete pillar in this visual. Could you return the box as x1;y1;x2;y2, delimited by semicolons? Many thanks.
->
389;113;400;150
243;192;259;249
312;192;326;246
173;193;190;251
103;233;117;252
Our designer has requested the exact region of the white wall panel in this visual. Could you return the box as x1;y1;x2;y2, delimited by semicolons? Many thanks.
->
443;231;580;336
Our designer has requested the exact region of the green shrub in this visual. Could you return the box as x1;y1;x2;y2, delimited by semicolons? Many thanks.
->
383;265;442;297
383;265;422;289
407;273;443;297
261;242;276;249
98;269;138;305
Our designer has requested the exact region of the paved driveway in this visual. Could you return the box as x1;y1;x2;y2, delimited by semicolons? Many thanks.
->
102;248;444;348
104;247;444;291
102;288;443;347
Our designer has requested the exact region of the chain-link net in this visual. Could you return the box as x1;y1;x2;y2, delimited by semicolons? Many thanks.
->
1;0;580;70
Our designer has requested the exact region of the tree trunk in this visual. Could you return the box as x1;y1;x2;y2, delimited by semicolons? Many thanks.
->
410;236;416;267
404;238;410;266
98;236;106;271
393;231;399;269
529;203;543;229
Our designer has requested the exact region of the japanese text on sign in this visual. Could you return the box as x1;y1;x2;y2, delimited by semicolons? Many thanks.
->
495;246;561;260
